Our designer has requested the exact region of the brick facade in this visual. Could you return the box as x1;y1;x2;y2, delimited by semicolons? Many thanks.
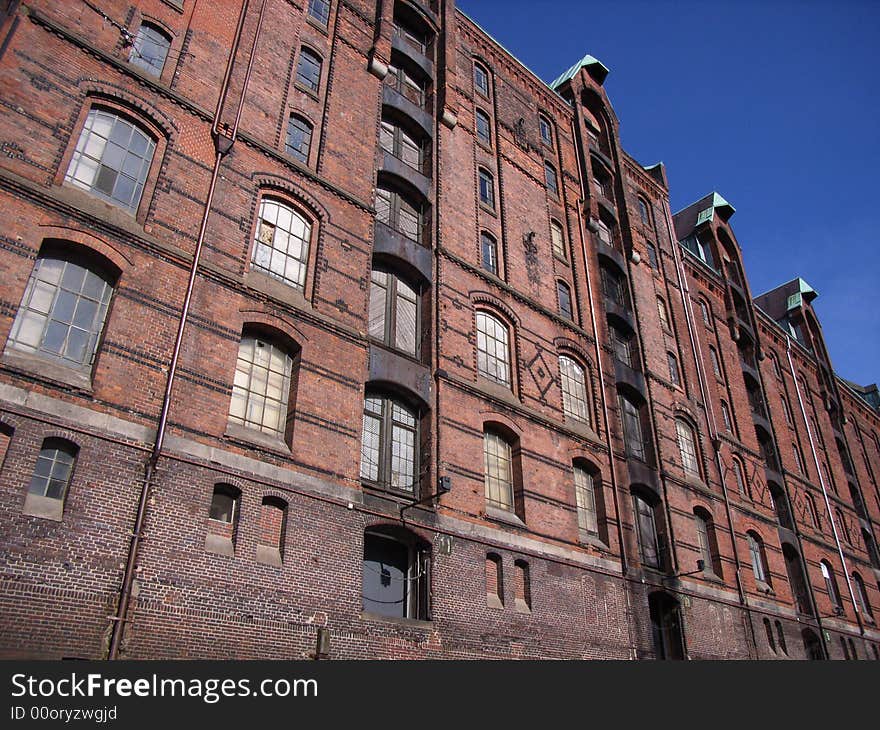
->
0;0;877;660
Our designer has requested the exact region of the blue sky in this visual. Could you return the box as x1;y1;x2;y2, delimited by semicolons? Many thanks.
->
458;0;880;386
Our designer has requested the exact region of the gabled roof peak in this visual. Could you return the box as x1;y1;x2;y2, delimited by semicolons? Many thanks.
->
550;53;610;90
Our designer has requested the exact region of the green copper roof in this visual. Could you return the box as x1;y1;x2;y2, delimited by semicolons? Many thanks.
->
695;191;736;226
785;278;818;311
550;53;610;90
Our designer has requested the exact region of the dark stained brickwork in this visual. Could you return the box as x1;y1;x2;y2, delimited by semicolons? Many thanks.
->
0;0;877;660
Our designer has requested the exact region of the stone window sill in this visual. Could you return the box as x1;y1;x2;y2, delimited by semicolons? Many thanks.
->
2;349;94;394
22;493;64;521
485;505;526;528
360;611;432;629
224;422;291;457
204;532;234;557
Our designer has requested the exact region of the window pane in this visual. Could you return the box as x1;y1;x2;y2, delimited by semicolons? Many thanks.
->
64;109;156;213
296;49;321;91
285;115;313;163
557;281;572;320
130;24;170;76
308;0;330;25
574;466;598;535
362;534;408;618
27;442;76;500
484;430;513;510
251;199;312;290
476;312;510;386
228;335;293;435
560;356;589;425
8;253;114;367
551;222;565;259
676;420;700;478
481;233;497;275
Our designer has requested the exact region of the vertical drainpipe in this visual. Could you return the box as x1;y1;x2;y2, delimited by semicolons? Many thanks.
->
786;336;865;641
569;112;636;658
660;211;757;657
108;0;267;660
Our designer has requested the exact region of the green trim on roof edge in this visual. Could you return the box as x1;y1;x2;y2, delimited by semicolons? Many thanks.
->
550;53;610;89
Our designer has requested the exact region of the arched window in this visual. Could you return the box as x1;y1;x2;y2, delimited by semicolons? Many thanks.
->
620;392;648;461
228;331;296;437
483;427;516;512
544;161;559;196
539;115;553;147
573;462;602;539
362;526;430;620
676;418;701;479
476;311;510;387
657;296;670;330
130;23;171;76
514;559;531;612
805;493;821;529
473;61;489;96
478;168;495;209
732;457;749;498
480;232;498;276
763;618;776;654
633;490;662;570
835;507;851;544
295;47;322;92
747;531;769;585
486;553;503;607
783;544;812;616
720;400;732;431
556;280;573;320
775;620;788;655
694;507;722;577
820;560;843;613
26;437;77;508
637;197;653;230
376;183;423;243
649;592;685;660
251;198;313;291
698;298;712;326
708;346;721;377
360;393;419;493
64;108;157;213
285;114;313;163
559;355;590;426
852;572;873;620
550;219;566;260
308;0;330;26
205;483;240;556
667;352;681;387
257;496;287;566
8;246;116;369
802;628;824;660
369;267;419;357
380;115;424;172
769;482;793;530
475;108;491;145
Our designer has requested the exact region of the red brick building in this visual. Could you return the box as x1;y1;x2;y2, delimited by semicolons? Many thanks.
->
0;0;877;660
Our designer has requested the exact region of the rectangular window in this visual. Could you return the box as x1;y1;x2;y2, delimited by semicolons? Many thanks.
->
646;242;658;269
481;233;498;276
551;221;566;260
